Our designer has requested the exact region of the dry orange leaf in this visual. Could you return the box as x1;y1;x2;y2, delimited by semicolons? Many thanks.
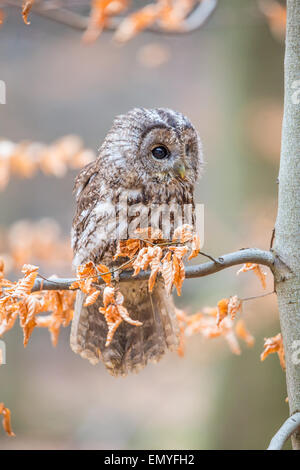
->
148;246;163;292
99;285;142;346
171;251;185;296
173;224;193;243
261;332;285;369
0;308;18;337
0;403;15;437
216;298;229;326
237;263;267;289
114;3;163;43
132;247;150;276
114;239;142;261
22;0;34;25
188;233;201;260
160;0;195;29
83;0;128;43
102;285;116;307
228;295;243;321
168;246;188;296
132;245;163;292
215;295;244;325
35;290;75;346
96;263;112;285
84;289;100;307
175;307;187;357
161;251;173;295
19;295;42;346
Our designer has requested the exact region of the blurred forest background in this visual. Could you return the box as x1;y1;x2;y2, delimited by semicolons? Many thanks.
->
0;0;288;450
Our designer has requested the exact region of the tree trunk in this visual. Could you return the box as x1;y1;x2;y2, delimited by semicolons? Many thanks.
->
274;0;300;450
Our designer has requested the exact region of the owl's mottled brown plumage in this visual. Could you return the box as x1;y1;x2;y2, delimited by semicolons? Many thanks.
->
71;108;203;376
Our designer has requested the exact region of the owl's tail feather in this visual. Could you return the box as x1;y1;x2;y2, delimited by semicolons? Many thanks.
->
70;282;179;376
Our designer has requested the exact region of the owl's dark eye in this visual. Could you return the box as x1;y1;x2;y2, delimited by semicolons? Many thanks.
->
151;145;169;160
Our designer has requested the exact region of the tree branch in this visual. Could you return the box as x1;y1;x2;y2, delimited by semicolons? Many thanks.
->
273;0;300;450
3;0;218;35
267;413;300;450
31;248;275;292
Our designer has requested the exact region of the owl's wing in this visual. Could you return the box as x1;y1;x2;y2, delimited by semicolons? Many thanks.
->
72;159;119;268
72;161;102;263
73;160;98;202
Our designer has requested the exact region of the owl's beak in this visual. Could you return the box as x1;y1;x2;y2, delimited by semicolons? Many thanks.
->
173;161;186;180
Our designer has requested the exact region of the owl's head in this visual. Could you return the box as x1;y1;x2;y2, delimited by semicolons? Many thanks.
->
98;107;203;188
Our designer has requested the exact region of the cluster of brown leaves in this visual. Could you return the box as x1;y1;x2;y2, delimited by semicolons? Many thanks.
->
71;260;142;346
114;225;201;295
0;403;15;437
3;0;287;44
0;260;75;347
71;225;200;345
70;261;111;302
114;0;197;43
175;261;284;370
0;218;72;272
176;297;255;357
0;259;76;437
261;332;285;369
0;135;95;190
6;0;197;44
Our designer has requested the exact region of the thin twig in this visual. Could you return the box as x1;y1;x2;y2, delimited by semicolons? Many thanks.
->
198;251;222;264
242;291;275;302
31;248;275;292
267;413;300;450
270;228;275;249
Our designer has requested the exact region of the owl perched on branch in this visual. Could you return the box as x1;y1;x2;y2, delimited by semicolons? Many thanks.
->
71;108;203;376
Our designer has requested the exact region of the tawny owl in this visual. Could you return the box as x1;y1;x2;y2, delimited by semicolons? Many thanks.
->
71;108;203;376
